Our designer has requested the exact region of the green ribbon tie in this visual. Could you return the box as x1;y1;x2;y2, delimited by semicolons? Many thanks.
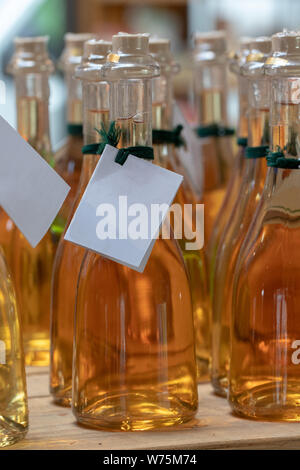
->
115;146;154;165
67;123;83;137
195;123;235;138
267;150;300;169
245;145;269;159
152;125;186;148
82;121;121;155
237;137;248;147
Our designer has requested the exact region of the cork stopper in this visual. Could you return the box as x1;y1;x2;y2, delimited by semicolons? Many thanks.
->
58;32;92;71
7;36;54;75
102;32;160;80
193;30;227;61
264;30;300;76
76;39;112;81
149;37;180;75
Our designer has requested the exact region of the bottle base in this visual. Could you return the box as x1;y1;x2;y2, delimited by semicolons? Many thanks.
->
25;339;50;366
0;418;27;448
211;375;228;398
73;393;197;431
50;386;72;407
196;357;210;383
230;383;300;422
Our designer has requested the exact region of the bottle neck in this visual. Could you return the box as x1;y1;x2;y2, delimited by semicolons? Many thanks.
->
194;62;227;126
65;71;83;125
152;75;173;130
15;73;52;161
237;75;249;139
270;77;300;156
109;78;152;147
82;81;109;145
247;78;270;147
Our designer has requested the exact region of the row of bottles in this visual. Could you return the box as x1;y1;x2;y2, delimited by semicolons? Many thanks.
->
3;26;300;446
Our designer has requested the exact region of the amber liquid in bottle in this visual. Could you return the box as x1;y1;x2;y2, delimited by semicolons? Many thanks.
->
73;110;198;430
153;101;211;380
10;96;55;366
211;109;268;397
199;89;232;244
50;109;109;405
230;101;300;420
0;251;28;447
54;98;84;238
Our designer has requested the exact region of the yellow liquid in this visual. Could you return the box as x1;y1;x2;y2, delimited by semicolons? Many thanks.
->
211;112;268;397
0;252;28;446
50;154;99;405
154;143;210;381
73;235;198;431
152;101;169;130
9;97;56;366
198;89;226;126
230;172;300;420
67;98;83;124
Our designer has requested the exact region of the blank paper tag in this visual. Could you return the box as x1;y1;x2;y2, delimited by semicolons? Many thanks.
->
0;115;70;247
173;102;203;199
65;144;183;272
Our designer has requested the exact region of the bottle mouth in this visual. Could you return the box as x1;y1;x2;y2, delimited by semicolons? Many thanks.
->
75;39;112;81
149;38;180;75
7;36;54;75
58;32;93;72
228;37;254;74
241;37;271;78
265;30;300;76
101;32;160;80
193;30;227;62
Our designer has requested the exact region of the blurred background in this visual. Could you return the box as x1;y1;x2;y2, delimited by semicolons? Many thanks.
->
0;0;299;148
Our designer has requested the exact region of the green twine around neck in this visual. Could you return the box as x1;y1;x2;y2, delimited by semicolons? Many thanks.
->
152;125;186;148
245;145;269;159
81;121;154;165
67;123;83;137
195;123;235;138
237;137;248;147
115;146;154;165
267;149;300;169
82;121;121;155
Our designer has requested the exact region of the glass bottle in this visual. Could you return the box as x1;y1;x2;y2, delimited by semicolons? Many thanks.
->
53;33;92;237
72;33;198;431
7;37;55;366
208;38;252;292
50;39;111;406
212;36;271;397
193;31;234;244
229;31;300;421
0;249;28;447
150;38;210;380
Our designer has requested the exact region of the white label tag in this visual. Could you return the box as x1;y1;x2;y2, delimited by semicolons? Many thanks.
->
0;115;70;247
173;102;203;199
65;144;183;272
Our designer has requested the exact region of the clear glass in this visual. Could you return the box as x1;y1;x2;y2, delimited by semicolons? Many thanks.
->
229;76;300;420
152;74;210;380
208;75;249;293
10;72;55;366
211;75;269;397
54;71;84;236
194;61;234;243
0;250;28;447
72;75;198;430
50;80;108;405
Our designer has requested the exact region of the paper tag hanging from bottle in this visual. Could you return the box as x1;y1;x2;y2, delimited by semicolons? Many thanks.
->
0;115;70;247
65;144;183;272
173;102;203;199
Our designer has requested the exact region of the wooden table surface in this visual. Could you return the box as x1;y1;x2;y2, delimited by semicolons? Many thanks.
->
7;367;300;450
